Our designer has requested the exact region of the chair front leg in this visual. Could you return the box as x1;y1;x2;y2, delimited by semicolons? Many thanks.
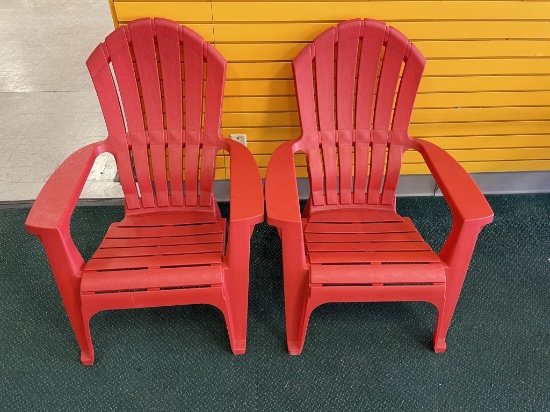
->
279;223;310;355
224;221;254;354
434;220;486;352
38;229;91;362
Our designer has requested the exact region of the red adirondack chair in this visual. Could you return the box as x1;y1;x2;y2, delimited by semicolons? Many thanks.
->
25;18;263;365
265;19;493;355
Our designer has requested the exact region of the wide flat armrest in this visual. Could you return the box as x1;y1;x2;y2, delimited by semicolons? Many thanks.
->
26;141;108;235
413;139;493;226
225;139;264;225
265;139;301;228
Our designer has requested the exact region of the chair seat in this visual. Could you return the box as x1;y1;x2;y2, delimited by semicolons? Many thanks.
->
81;211;226;294
303;209;445;285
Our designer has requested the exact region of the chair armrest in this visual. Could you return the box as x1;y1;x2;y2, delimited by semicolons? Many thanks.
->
225;139;264;225
265;139;302;229
412;139;494;227
26;141;108;235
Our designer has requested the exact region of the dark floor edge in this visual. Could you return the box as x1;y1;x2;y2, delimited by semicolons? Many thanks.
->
3;171;549;207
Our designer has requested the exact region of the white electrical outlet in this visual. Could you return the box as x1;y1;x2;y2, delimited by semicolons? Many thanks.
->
229;133;247;146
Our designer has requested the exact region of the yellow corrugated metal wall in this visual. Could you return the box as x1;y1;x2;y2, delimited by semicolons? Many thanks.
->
111;0;550;179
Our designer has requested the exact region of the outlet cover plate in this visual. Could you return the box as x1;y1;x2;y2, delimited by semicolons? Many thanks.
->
229;133;247;146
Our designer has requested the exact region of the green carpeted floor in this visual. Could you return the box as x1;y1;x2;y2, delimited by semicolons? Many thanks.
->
0;194;548;410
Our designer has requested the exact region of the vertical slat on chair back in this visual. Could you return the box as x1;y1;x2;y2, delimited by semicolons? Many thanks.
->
156;19;184;206
86;18;226;210
293;19;425;208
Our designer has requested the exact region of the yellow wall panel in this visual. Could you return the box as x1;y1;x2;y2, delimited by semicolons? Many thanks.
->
425;59;550;76
423;135;550;150
114;2;212;22
224;59;550;81
227;63;292;80
415;91;550;109
405;148;550;164
222;127;301;141
224;80;295;97
222;112;300;128
420;76;550;93
250;147;550;168
415;40;550;59
215;43;305;62
214;22;550;42
412;107;550;123
223;96;297;112
221;93;550;113
211;41;550;61
410;121;550;138
246;135;550;155
212;2;550;22
111;0;550;176
224;77;550;97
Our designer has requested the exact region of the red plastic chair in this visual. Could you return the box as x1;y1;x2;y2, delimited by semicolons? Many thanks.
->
25;18;263;365
265;19;494;355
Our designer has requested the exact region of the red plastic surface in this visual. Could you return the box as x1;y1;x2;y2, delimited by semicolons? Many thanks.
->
25;18;263;365
265;19;494;355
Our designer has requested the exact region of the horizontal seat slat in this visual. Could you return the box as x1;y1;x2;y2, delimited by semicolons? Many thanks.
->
85;253;222;271
93;243;223;259
308;251;440;264
306;241;431;252
308;210;404;223
305;221;415;234
304;231;424;242
119;213;224;227
101;233;225;248
310;263;445;284
81;266;223;293
106;223;222;238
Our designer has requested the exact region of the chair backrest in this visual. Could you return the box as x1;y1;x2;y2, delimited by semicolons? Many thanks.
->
293;19;426;209
86;18;226;211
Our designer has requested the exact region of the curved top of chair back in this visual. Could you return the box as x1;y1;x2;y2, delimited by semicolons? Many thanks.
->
292;19;426;208
86;18;227;210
